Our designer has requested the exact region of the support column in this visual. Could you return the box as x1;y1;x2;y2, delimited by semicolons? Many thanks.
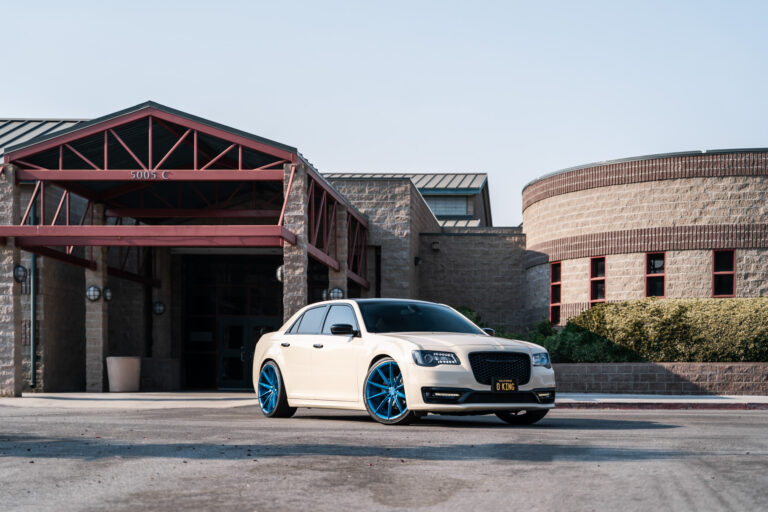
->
85;204;108;392
328;205;348;297
0;165;23;396
282;164;308;322
152;248;172;358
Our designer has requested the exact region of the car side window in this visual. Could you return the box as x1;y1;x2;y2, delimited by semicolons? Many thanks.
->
296;306;328;334
322;305;359;334
286;316;302;334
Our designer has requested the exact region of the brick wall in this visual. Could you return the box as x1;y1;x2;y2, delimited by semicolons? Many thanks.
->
554;362;768;395
328;177;440;299
522;151;768;211
522;262;549;324
524;177;768;248
418;229;527;331
548;249;768;324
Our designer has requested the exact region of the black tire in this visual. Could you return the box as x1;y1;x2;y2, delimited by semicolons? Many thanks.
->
363;358;417;425
257;361;296;418
495;409;549;425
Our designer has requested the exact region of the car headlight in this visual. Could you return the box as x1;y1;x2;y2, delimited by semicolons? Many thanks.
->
533;352;551;369
412;350;460;367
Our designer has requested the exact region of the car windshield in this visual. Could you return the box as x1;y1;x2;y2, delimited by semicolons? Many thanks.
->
357;301;485;334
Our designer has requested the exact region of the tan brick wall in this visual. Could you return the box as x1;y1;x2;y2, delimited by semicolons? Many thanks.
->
553;249;768;324
328;178;440;299
282;164;309;322
418;231;527;331
605;253;645;301
554;362;768;395
522;262;549;325
523;176;768;248
560;258;589;304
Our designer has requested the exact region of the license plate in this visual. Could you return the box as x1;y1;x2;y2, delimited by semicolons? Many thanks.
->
492;378;517;392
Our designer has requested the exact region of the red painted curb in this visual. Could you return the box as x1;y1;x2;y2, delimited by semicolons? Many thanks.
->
556;402;768;410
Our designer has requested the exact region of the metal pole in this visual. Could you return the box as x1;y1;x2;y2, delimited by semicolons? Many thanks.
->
30;204;37;388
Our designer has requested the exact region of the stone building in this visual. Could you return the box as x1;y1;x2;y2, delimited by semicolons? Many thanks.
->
1;102;766;395
522;151;768;324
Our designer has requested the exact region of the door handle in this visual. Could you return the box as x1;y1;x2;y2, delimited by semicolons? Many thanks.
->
313;343;324;349
281;342;291;347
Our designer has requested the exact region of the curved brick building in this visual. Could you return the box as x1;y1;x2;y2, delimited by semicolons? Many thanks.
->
522;149;768;324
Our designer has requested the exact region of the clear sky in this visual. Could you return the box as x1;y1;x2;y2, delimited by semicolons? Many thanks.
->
3;1;767;225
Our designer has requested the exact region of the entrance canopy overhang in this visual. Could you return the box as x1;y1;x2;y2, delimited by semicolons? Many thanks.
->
0;102;369;288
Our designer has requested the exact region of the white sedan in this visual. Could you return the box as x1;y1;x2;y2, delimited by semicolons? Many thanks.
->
252;299;556;425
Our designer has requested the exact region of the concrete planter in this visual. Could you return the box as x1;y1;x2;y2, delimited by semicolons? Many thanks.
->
106;357;141;392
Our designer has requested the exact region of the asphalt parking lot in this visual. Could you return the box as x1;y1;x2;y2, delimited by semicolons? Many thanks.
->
1;401;767;511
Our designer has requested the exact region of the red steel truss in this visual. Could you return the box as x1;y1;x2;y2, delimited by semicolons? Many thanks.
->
347;212;369;287
0;104;369;289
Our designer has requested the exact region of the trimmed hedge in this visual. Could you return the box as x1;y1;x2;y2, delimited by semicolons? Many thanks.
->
461;298;768;363
562;298;768;362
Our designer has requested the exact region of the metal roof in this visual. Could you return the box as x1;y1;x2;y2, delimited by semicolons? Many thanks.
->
0;119;86;162
2;101;298;160
324;172;487;192
523;147;768;191
439;219;481;227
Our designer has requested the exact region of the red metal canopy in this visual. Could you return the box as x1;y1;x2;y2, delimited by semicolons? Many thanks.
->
0;102;368;288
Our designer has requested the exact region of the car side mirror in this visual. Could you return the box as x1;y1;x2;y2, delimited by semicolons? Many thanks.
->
482;327;496;337
330;323;359;336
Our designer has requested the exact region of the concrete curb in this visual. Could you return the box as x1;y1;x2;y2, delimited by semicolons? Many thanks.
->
555;402;768;410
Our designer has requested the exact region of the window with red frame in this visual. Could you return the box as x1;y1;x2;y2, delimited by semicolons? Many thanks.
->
550;262;561;324
589;257;605;307
713;250;735;297
646;253;665;297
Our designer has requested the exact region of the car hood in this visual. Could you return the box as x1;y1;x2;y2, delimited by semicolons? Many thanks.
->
382;332;540;352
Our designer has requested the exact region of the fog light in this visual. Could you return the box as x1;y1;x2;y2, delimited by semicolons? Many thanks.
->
433;392;461;399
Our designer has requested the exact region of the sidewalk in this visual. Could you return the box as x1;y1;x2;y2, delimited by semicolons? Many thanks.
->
557;393;768;410
1;392;768;410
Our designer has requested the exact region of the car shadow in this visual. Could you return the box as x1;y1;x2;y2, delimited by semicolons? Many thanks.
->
0;434;691;463
293;412;680;430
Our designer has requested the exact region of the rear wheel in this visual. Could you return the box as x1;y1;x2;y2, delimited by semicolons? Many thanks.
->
495;409;549;425
364;358;416;425
257;361;296;418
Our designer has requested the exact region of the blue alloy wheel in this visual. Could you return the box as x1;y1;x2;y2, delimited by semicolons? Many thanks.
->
257;361;296;418
364;359;414;424
258;364;279;414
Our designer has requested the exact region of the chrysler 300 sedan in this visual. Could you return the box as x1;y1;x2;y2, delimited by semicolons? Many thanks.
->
253;299;556;425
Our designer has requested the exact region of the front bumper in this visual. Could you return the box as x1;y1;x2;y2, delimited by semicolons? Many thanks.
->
402;362;556;412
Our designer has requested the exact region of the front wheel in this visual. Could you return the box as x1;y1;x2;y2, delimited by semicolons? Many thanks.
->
257;361;296;418
495;409;549;425
364;358;416;425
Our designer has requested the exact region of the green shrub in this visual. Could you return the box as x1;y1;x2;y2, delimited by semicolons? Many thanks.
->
458;298;768;362
568;298;768;362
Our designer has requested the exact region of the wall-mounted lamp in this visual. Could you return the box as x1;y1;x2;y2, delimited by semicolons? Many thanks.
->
431;241;440;252
13;264;28;283
86;285;101;302
328;287;344;300
275;265;284;283
152;301;166;315
102;287;113;302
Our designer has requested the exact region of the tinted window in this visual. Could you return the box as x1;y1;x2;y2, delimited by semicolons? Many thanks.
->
296;306;328;334
714;251;734;272
287;317;301;334
591;257;605;278
322;305;359;334
647;254;664;274
358;302;484;334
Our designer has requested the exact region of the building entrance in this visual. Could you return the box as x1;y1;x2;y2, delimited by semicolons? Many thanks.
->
182;254;282;390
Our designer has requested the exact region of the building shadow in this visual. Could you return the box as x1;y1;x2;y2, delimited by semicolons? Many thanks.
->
0;433;689;463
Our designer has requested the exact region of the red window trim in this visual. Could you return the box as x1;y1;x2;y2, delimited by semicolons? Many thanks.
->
550;261;561;324
645;252;666;298
589;256;606;306
712;249;736;298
